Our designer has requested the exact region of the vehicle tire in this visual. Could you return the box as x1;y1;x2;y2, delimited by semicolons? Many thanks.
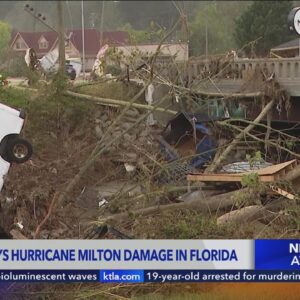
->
6;137;33;164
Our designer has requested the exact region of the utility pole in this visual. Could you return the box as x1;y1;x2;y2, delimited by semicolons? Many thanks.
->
57;1;65;75
205;5;208;59
100;1;105;46
81;0;86;79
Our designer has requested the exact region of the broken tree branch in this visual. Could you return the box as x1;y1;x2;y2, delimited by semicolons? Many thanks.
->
205;99;275;173
221;122;300;160
34;192;59;239
65;90;177;115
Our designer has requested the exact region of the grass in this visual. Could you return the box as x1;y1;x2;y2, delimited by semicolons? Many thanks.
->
0;86;33;108
0;85;98;154
74;81;145;103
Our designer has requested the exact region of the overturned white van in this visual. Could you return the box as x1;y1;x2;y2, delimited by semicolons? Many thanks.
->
0;103;33;190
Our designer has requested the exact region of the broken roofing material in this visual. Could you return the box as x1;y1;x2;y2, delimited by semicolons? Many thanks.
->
220;161;273;173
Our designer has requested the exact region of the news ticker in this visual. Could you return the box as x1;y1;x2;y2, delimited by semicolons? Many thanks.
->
0;239;300;269
0;270;300;283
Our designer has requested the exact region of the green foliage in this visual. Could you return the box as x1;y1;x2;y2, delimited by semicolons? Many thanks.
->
189;2;251;56
3;55;28;77
120;23;148;44
0;86;96;153
163;214;219;239
241;172;260;188
241;151;264;188
50;72;68;95
27;70;40;87
105;65;122;76
285;139;296;150
0;86;32;108
119;22;166;44
118;1;177;30
0;21;11;59
235;1;294;56
246;151;263;168
75;81;144;103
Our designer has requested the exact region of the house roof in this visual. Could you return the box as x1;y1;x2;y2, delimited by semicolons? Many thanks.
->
66;29;129;55
271;38;300;51
10;29;129;55
10;30;57;53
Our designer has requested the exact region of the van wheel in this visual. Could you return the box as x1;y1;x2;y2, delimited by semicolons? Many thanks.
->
6;137;33;164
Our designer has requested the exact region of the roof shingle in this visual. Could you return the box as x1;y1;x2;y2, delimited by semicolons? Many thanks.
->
10;29;129;55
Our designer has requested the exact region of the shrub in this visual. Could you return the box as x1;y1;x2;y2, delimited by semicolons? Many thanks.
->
4;55;28;77
105;64;122;76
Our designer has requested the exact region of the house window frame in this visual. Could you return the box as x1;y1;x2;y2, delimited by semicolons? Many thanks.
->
15;40;27;50
39;40;49;50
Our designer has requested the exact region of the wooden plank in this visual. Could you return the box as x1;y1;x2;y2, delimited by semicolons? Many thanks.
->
255;160;296;176
187;174;242;182
188;160;297;183
270;186;295;200
187;174;275;182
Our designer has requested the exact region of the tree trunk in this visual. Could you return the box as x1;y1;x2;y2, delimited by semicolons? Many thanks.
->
205;99;275;173
103;189;247;223
65;90;177;115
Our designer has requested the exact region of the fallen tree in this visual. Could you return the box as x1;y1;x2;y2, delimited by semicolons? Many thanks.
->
101;188;251;224
65;90;177;115
217;205;274;225
217;198;291;226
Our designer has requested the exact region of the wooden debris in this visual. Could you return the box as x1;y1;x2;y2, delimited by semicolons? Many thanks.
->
188;160;298;183
10;229;28;240
270;186;295;200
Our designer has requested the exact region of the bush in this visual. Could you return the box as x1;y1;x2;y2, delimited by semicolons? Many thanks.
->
105;64;122;76
3;55;28;77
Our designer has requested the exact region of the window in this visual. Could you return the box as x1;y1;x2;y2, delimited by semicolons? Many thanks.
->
39;41;48;49
38;36;48;49
14;39;27;50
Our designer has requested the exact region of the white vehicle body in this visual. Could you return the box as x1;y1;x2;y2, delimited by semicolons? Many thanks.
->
0;103;24;139
25;47;82;79
0;103;33;191
39;47;59;73
0;157;10;191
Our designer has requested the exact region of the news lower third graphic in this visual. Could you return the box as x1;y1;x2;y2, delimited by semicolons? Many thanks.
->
0;240;299;282
255;239;300;270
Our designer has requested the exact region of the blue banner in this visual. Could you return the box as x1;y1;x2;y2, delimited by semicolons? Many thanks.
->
99;270;144;283
255;239;300;270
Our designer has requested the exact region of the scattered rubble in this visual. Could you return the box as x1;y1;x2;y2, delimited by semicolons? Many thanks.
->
1;43;300;242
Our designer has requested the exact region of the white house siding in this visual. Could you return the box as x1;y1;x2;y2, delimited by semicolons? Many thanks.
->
115;43;189;62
